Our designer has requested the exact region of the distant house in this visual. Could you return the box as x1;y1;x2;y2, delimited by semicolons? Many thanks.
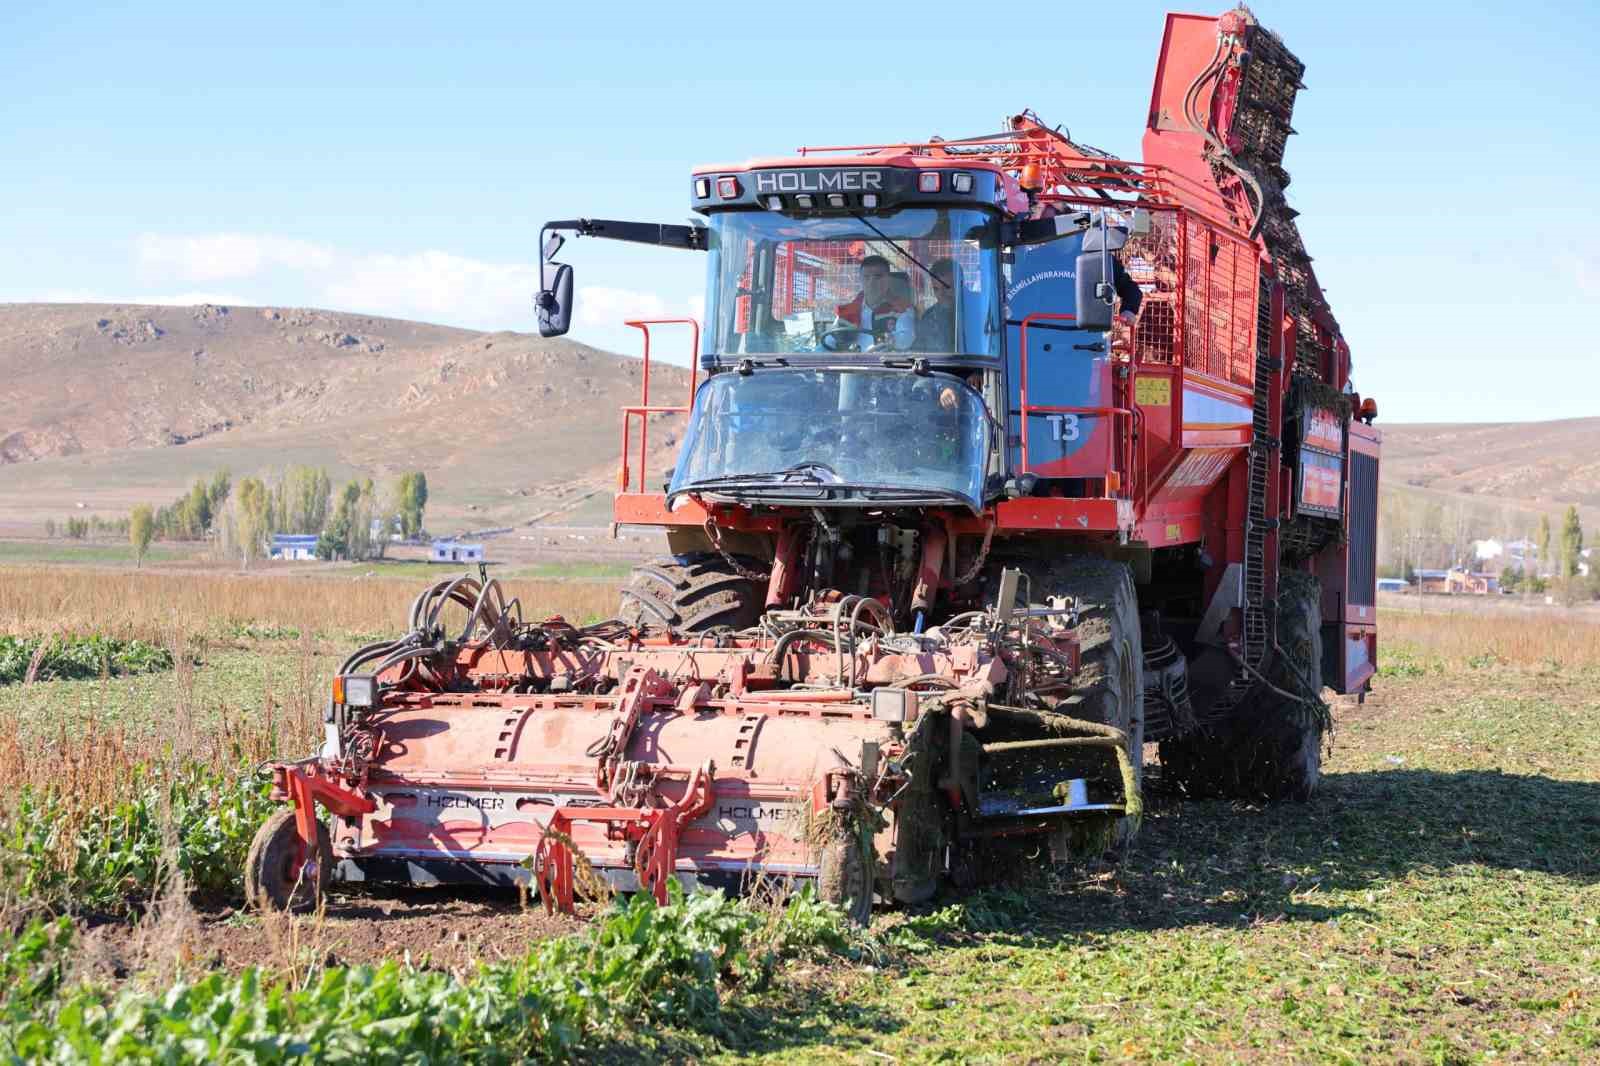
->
1415;568;1451;594
430;539;485;564
269;534;319;561
1472;538;1503;563
1376;578;1411;594
1446;568;1499;596
1504;538;1538;569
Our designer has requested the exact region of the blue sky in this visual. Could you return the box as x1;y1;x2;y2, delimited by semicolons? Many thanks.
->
4;1;1596;424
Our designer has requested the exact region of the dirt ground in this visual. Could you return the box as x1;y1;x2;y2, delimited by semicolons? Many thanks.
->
76;884;580;982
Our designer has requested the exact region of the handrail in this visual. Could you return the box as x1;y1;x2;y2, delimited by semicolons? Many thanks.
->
619;319;700;495
1017;312;1135;501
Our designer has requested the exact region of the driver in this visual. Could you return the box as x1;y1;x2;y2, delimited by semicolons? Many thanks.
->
833;255;914;351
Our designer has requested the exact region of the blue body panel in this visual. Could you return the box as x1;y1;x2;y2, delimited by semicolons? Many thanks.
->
1003;234;1112;478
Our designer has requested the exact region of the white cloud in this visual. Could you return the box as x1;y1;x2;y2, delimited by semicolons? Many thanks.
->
574;285;674;327
325;251;539;327
1571;254;1600;297
137;233;334;282
111;230;697;339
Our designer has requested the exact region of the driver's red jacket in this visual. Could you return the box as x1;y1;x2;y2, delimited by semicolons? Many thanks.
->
835;292;911;329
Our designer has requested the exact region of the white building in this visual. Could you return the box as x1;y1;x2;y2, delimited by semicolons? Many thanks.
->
269;534;319;561
430;539;485;564
1472;538;1503;563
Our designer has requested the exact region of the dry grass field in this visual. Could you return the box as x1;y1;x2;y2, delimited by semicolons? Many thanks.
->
0;566;1594;1062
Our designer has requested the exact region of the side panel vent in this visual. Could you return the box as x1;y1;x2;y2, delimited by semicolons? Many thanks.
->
1347;451;1378;607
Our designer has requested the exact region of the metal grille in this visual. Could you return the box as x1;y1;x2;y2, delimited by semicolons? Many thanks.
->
1181;217;1257;388
1348;451;1379;608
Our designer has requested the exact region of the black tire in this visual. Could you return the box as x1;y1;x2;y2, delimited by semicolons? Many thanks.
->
1052;557;1145;846
617;553;765;633
245;808;332;912
817;826;874;926
1160;570;1326;802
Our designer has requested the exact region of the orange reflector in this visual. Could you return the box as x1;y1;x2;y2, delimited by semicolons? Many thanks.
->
331;676;346;705
1106;472;1122;492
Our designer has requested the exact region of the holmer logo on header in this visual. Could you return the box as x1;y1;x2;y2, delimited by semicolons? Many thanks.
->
753;170;884;194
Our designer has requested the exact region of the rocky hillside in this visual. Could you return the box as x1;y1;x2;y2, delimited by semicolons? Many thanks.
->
0;303;690;529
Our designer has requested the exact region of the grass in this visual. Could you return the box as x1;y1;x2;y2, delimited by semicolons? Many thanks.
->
0;540;199;566
0;571;1595;1061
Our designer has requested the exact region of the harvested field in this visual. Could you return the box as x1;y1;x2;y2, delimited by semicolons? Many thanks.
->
0;569;1596;1062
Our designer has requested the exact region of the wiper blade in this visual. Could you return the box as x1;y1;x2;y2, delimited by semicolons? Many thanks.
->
677;468;828;489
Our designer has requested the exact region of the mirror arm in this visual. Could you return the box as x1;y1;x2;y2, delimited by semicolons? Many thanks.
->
542;218;707;251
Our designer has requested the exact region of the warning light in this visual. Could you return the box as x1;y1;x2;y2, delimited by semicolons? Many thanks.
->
1359;397;1378;423
716;176;741;199
1019;164;1043;190
917;172;941;193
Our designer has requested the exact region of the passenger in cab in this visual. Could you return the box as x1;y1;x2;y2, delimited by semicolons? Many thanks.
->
914;258;958;352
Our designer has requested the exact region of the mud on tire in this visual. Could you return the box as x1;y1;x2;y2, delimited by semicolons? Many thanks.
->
617;552;766;634
1160;569;1326;802
245;809;332;912
1052;557;1145;846
985;556;1145;849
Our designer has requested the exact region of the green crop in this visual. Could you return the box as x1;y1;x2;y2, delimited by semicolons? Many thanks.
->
0;634;174;686
0;881;865;1064
0;762;275;914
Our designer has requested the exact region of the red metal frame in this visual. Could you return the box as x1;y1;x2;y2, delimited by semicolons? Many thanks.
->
532;761;717;913
618;319;699;494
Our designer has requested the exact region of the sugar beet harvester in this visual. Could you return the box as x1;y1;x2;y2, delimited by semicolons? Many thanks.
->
248;8;1381;919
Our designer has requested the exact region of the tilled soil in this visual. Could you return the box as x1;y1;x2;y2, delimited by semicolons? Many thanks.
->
75;885;582;983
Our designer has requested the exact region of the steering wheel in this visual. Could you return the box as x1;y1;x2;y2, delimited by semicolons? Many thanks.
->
819;327;865;353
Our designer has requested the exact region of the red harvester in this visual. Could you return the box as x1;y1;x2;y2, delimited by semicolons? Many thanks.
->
249;7;1380;920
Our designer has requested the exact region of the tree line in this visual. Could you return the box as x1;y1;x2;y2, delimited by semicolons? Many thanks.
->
119;468;429;568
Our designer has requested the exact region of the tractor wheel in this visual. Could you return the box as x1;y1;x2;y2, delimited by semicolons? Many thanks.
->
617;552;765;634
1160;570;1327;802
245;809;332;913
817;824;874;926
1046;557;1145;848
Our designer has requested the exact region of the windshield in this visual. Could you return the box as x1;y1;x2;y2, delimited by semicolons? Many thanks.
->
704;208;1001;358
668;369;990;511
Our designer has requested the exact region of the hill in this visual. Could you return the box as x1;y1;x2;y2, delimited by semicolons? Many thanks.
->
0;303;690;532
1;302;1594;543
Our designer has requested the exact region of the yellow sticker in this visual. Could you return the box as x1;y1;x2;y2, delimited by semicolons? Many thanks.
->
1166;523;1182;541
1135;376;1172;406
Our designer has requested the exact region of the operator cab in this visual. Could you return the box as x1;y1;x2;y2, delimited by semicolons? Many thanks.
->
536;153;1126;516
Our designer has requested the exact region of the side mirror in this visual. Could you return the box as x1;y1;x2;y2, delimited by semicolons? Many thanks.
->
1074;252;1113;332
536;262;574;338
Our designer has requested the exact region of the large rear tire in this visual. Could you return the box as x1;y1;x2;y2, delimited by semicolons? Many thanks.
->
1160;570;1326;802
617;552;765;634
1053;557;1145;847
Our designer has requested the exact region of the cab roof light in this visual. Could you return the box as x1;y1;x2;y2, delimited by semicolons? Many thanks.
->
716;176;741;199
764;195;782;210
918;172;941;193
795;194;814;209
951;172;974;193
694;177;710;199
827;193;846;208
861;193;878;208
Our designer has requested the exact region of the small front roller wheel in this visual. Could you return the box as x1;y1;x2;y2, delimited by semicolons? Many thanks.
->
245;809;332;912
818;827;874;926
